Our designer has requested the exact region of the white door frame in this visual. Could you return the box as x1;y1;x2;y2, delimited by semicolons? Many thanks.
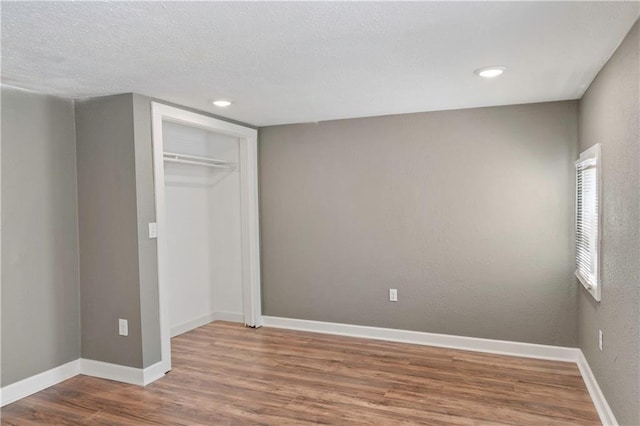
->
151;102;262;374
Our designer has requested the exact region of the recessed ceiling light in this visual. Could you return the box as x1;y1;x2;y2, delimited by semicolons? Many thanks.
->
211;99;232;107
474;66;507;78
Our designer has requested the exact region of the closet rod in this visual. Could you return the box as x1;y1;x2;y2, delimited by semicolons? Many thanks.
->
163;151;233;165
164;157;233;169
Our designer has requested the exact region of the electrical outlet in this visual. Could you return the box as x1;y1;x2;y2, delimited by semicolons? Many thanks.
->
119;319;129;336
389;288;398;302
598;330;603;351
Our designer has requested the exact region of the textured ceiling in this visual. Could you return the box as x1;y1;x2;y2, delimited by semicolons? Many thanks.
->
2;2;638;126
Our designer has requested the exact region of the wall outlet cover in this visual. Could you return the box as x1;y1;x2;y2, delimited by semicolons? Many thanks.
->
389;288;398;302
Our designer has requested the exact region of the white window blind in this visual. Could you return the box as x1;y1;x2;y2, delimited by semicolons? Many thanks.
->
575;144;601;301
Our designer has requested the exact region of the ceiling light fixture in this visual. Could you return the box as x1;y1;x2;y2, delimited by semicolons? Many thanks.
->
474;66;507;78
211;99;232;107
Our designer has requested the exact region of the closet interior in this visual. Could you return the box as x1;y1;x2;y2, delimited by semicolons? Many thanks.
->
162;121;244;337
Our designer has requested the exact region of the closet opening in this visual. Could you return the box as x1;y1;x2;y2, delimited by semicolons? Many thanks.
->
151;103;261;375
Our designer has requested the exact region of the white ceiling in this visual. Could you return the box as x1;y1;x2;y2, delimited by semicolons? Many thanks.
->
2;2;638;127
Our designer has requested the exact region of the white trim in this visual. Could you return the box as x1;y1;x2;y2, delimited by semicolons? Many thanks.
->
262;316;579;362
263;316;619;425
151;103;172;377
239;134;263;328
575;142;602;302
577;351;618;426
0;322;618;426
1;358;168;407
214;311;245;323
0;78;3;415
151;102;262;378
171;313;219;338
0;360;80;407
79;359;144;386
170;311;244;337
79;359;166;387
142;361;168;386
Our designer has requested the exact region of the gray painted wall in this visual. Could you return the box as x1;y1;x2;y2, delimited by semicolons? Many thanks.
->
74;93;251;370
260;101;579;347
75;94;144;368
132;94;161;367
578;20;639;426
1;87;80;386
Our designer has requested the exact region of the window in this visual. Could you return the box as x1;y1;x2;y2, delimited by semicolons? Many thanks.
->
575;143;601;301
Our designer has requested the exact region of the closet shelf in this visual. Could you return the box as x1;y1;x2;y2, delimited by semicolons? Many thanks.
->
163;152;235;169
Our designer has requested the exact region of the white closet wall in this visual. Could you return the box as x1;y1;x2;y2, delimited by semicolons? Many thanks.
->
163;121;244;336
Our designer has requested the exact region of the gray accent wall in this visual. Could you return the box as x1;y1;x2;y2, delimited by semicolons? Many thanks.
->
75;94;144;368
1;87;80;386
74;93;251;370
578;20;639;426
259;101;579;347
132;94;161;367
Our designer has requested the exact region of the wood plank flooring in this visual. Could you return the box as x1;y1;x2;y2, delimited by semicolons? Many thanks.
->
1;322;600;425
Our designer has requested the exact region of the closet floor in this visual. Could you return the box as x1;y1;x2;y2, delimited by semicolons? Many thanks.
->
1;321;600;425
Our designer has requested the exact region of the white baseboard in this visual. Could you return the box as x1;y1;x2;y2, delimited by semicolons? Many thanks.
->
0;357;168;407
171;313;218;337
262;316;579;362
1;316;617;426
142;361;169;386
170;311;244;337
79;358;166;387
79;358;144;386
262;316;618;425
577;351;618;426
1;312;236;406
214;311;244;323
0;359;80;407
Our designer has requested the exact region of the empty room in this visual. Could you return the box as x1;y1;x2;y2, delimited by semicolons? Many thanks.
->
1;1;639;425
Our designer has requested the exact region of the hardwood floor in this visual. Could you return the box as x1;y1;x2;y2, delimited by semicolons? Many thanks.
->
1;322;600;425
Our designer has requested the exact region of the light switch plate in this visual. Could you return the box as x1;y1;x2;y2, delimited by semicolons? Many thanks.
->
148;222;157;239
599;330;603;351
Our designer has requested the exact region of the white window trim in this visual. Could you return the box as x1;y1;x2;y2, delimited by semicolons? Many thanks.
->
575;143;601;302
